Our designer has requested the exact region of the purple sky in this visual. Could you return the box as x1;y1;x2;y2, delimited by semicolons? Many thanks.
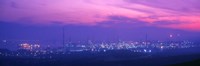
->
0;0;200;41
1;0;200;30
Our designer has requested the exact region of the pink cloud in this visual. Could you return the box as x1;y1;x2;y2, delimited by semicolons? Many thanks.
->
0;0;200;31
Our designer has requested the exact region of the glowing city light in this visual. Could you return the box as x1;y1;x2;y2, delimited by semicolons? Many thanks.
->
170;34;173;38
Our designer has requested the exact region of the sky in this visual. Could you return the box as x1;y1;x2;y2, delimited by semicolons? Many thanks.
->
0;0;200;42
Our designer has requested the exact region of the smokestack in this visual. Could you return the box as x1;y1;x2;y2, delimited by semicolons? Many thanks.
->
146;33;147;43
62;27;65;48
145;33;148;47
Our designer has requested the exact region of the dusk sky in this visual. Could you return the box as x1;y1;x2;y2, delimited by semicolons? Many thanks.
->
0;0;200;41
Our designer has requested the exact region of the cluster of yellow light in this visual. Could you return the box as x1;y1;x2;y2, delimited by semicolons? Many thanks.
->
20;43;40;50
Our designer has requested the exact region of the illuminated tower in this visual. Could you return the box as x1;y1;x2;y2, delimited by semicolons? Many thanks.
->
169;34;173;43
177;34;181;41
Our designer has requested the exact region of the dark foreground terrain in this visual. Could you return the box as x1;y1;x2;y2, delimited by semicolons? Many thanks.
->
1;49;200;66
